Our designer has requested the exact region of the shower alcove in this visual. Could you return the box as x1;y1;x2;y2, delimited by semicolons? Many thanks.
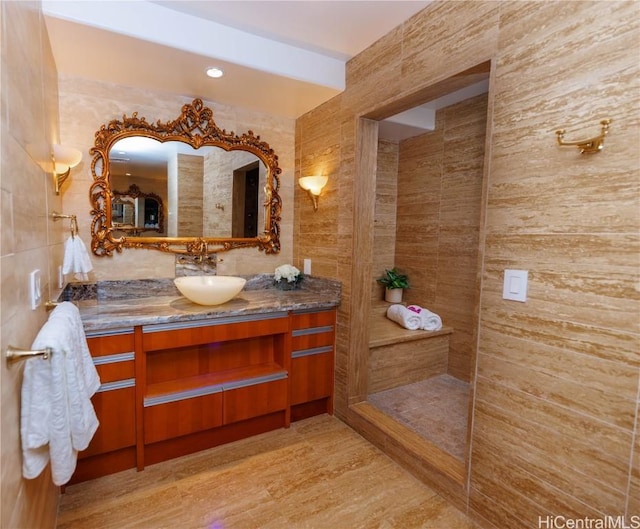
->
346;62;492;504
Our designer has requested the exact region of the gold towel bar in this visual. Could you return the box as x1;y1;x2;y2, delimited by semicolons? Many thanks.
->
45;300;61;311
556;119;611;154
6;345;52;364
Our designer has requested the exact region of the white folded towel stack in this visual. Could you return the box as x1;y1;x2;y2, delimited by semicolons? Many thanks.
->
21;302;101;486
62;235;93;281
386;304;422;330
407;305;443;331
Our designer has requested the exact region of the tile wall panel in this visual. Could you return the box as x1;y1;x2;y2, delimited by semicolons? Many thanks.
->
1;2;61;528
394;95;487;382
371;139;399;301
296;1;640;527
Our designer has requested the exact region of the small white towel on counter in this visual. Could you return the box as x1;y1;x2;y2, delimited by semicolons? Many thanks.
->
21;302;100;486
386;304;422;330
62;235;93;281
407;305;443;331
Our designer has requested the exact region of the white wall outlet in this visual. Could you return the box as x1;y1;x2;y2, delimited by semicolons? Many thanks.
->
58;265;64;289
503;269;528;302
303;258;312;275
30;269;42;310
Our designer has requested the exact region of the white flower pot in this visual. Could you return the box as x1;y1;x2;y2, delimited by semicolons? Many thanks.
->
385;288;403;303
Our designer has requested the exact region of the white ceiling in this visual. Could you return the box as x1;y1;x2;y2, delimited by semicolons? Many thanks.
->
43;0;433;120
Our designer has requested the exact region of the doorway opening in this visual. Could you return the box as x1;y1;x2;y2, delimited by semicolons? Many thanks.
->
232;161;260;238
354;61;493;485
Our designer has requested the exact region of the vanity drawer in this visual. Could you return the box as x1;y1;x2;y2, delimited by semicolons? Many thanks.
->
144;392;223;444
291;309;335;350
80;382;136;458
223;376;288;424
142;315;289;351
291;309;336;330
86;329;135;357
291;349;334;405
291;330;334;351
93;353;135;383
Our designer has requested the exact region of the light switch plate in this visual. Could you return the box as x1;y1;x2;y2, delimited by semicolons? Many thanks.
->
30;269;42;310
303;258;312;275
503;269;528;302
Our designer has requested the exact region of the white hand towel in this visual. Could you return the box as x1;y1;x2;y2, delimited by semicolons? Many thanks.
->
386;304;422;330
62;235;93;281
407;305;443;331
21;302;100;486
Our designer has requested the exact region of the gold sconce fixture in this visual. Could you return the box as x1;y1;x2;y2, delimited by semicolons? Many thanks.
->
556;119;611;154
298;175;328;211
52;144;82;195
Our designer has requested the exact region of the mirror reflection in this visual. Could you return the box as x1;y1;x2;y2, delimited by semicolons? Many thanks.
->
109;138;266;239
111;183;164;236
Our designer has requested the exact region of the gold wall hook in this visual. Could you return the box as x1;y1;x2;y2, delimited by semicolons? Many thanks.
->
52;212;78;238
556;119;611;154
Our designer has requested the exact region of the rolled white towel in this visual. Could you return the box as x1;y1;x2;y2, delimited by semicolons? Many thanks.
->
386;304;422;330
407;305;443;331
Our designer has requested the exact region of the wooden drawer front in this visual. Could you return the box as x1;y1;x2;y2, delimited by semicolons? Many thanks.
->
291;327;334;351
80;382;136;458
291;350;333;405
223;375;288;424
86;330;135;358
144;392;223;444
143;314;290;351
93;353;135;384
291;309;336;331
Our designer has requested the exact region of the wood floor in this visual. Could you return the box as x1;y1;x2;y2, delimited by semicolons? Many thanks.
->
57;415;479;529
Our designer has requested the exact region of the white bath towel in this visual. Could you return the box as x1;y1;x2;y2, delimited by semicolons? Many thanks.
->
407;305;443;331
386;304;422;330
21;302;100;486
62;235;93;281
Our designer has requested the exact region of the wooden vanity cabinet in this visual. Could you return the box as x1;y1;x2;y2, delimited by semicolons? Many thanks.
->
72;307;336;482
290;309;336;421
71;328;137;484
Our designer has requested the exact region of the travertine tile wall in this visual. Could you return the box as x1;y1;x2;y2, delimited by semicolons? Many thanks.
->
395;94;488;382
176;154;204;236
57;76;295;279
294;1;639;527
371;139;399;301
1;2;63;528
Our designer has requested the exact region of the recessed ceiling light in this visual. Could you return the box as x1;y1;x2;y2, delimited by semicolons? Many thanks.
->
205;67;224;79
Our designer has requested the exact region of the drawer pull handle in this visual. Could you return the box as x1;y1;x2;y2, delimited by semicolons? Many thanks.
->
292;326;333;337
292;346;333;358
93;352;134;365
97;378;135;393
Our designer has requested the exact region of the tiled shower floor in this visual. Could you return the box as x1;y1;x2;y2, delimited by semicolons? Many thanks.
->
367;374;470;460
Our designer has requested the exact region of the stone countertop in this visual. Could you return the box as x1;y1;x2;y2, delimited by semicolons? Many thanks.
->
65;275;341;333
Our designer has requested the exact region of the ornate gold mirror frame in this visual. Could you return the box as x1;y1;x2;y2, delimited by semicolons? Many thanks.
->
90;98;282;256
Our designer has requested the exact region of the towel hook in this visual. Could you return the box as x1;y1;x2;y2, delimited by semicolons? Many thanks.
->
555;119;611;154
5;345;52;365
51;212;78;238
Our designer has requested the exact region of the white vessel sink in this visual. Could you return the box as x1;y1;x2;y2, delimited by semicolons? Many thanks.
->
174;275;246;306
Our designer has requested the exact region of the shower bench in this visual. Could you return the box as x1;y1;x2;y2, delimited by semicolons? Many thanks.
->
368;302;453;393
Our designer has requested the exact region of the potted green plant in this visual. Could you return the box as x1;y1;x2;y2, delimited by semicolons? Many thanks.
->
377;267;410;303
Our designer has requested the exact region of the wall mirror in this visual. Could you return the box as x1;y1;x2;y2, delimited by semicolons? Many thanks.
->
90;98;282;256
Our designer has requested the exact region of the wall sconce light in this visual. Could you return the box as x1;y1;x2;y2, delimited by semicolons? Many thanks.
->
298;175;328;211
52;144;82;195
